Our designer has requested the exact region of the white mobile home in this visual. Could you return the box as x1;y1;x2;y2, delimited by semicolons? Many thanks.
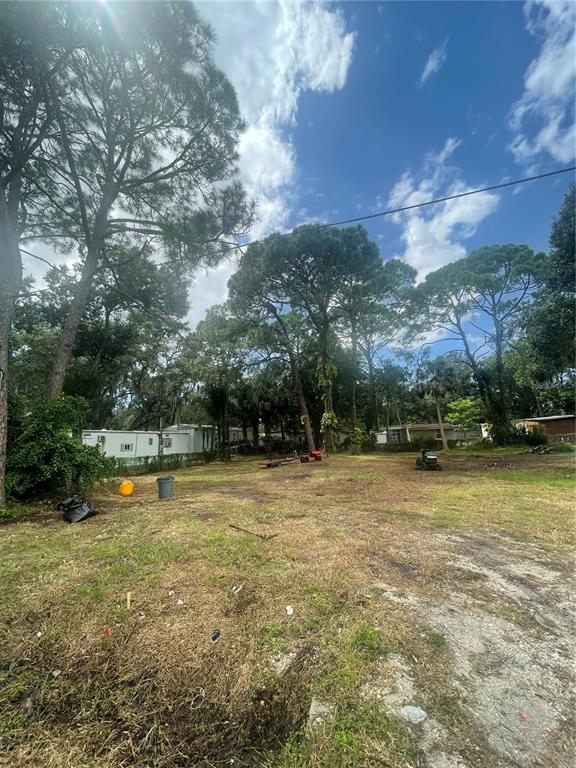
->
82;423;219;460
164;424;215;453
82;429;160;458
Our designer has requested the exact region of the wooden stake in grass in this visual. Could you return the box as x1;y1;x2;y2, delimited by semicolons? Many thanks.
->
126;591;132;610
229;524;278;541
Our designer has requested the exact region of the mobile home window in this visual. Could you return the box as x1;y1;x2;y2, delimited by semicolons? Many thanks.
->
120;443;133;452
97;435;106;444
162;438;172;448
148;437;154;446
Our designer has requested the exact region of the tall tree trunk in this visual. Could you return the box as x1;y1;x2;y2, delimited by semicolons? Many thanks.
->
396;407;407;442
287;349;316;452
272;308;316;452
263;416;272;452
456;318;492;409
532;384;544;417
350;316;358;431
323;374;335;452
218;397;231;462
48;242;101;399
0;270;19;508
319;323;335;453
456;316;509;442
251;414;259;449
492;320;511;443
367;357;380;431
435;396;449;451
0;184;24;506
386;400;391;443
222;400;230;461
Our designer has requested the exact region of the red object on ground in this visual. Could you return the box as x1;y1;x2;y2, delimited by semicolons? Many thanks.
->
300;451;322;462
521;713;530;721
104;627;113;637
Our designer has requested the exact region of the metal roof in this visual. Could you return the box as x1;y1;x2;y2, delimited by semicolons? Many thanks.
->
82;429;160;435
523;415;575;421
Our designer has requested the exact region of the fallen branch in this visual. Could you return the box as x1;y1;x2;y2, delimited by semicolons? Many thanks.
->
229;524;278;542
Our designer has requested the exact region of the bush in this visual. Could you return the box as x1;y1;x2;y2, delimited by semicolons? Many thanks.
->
0;503;29;522
512;423;549;446
339;426;365;454
361;432;377;452
6;396;114;500
525;424;549;446
457;437;494;451
549;442;576;453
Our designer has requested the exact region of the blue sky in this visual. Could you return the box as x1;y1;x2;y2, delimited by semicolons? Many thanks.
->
189;0;575;325
293;1;572;267
22;1;574;329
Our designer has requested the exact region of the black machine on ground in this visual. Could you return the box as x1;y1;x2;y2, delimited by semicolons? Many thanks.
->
415;449;442;471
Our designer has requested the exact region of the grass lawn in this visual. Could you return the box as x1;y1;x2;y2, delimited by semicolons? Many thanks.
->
0;451;574;767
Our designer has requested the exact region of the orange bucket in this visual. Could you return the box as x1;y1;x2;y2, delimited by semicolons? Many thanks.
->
118;479;134;497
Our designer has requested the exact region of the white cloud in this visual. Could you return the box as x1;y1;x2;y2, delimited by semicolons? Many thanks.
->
419;39;448;87
198;0;355;237
386;139;500;280
406;326;451;350
186;259;239;327
187;0;355;325
508;0;576;165
21;241;76;282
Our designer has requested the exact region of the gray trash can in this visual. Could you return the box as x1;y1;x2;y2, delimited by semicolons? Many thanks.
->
156;475;174;499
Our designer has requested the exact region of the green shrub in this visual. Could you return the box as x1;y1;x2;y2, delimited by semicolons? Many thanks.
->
512;423;548;446
361;432;377;452
6;396;114;500
339;427;365;454
525;424;549;446
0;503;29;522
549;442;576;453
459;437;493;451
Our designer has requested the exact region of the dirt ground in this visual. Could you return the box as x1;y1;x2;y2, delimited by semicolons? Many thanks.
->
0;451;574;767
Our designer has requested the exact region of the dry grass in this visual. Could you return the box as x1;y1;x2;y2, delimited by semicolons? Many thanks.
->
0;451;573;767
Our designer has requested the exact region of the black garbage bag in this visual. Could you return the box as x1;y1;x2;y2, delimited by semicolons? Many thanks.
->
56;494;96;524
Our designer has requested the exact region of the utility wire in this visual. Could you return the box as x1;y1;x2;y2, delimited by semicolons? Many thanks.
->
224;164;576;254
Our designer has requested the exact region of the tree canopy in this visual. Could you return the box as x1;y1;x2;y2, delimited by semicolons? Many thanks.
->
0;0;574;504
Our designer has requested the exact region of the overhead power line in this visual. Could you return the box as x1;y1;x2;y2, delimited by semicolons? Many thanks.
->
226;164;575;254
